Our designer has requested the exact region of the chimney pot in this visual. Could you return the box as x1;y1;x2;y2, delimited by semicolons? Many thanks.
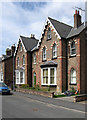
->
75;10;77;14
77;10;79;15
31;34;35;38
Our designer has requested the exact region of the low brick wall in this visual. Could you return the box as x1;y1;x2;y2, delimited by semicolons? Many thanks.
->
73;94;87;102
16;88;54;98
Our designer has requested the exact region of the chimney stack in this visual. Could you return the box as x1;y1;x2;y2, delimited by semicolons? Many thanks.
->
11;44;16;56
30;34;35;38
74;10;81;28
6;48;11;56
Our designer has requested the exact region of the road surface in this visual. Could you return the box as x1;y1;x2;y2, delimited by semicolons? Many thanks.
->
1;91;86;119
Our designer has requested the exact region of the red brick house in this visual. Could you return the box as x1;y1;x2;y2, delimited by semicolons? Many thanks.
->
0;45;15;87
32;10;87;94
15;35;38;87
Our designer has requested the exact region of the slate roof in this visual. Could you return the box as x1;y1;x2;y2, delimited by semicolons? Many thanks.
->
20;36;39;52
48;17;73;38
67;23;85;38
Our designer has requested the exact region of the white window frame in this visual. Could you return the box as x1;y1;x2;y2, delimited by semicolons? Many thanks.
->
17;57;19;66
0;72;3;82
70;69;76;84
16;71;25;84
70;41;76;56
53;43;57;58
23;55;25;65
33;53;36;64
47;27;51;40
20;44;22;52
43;47;46;61
41;67;56;86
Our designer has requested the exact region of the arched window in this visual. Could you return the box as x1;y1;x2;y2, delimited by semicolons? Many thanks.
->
17;57;19;66
23;55;25;65
33;72;36;87
20;43;22;51
52;43;57;58
33;53;36;64
43;47;46;61
70;68;76;84
47;27;51;40
70;41;76;56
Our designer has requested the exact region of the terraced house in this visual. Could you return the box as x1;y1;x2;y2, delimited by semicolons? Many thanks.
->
32;10;87;94
0;45;15;87
15;35;38;87
15;10;87;94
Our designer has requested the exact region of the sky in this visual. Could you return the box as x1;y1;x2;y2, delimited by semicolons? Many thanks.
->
0;0;86;56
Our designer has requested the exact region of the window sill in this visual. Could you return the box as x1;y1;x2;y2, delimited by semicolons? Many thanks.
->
42;59;47;62
69;55;76;58
46;38;52;41
33;63;36;65
41;84;57;86
52;57;57;60
69;83;77;85
23;64;25;66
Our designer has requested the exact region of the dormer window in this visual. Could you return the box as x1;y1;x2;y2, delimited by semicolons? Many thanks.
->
52;43;57;58
70;41;76;56
47;27;51;40
43;47;46;61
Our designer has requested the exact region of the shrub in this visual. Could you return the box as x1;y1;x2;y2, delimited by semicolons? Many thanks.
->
15;85;17;88
21;84;29;88
34;85;40;90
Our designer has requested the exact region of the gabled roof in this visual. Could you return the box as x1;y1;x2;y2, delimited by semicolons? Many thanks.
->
67;23;85;38
48;17;73;38
37;17;73;48
15;35;39;56
20;36;39;52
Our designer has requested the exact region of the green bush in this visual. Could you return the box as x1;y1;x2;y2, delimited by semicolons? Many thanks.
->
15;85;17;88
54;94;66;98
21;84;29;88
34;85;40;90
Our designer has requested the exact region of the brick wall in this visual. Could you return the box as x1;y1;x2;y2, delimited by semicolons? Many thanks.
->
67;37;81;91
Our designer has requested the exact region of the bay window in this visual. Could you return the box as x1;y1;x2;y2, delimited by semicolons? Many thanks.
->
41;67;56;85
16;71;25;84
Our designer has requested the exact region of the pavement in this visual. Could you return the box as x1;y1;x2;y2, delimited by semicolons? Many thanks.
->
55;95;87;104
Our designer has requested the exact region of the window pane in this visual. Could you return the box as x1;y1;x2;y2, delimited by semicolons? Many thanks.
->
16;72;19;83
47;28;51;39
20;72;23;83
43;69;48;84
71;69;76;84
53;44;57;58
71;41;76;55
50;68;54;84
23;55;25;65
43;47;46;60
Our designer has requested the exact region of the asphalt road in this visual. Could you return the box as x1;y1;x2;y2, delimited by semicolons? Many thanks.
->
1;91;86;119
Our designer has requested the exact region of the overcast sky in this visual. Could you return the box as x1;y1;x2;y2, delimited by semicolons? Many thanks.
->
0;0;86;56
